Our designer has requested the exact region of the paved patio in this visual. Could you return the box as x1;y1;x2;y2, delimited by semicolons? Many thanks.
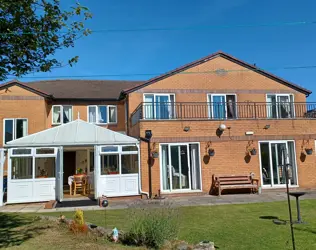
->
1;189;316;213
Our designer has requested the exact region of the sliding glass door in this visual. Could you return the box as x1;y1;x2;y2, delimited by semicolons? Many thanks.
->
143;94;175;119
266;94;294;118
208;94;237;119
161;143;201;192
259;141;297;187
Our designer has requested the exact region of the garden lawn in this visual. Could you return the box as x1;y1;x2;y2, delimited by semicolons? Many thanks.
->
41;200;316;250
1;200;316;249
0;213;140;249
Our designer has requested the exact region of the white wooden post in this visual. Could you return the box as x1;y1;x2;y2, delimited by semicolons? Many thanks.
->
0;149;5;207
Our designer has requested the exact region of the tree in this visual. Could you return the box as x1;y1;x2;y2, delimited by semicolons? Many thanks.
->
0;0;92;80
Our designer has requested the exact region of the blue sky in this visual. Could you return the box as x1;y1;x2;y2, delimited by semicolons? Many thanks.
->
16;0;316;100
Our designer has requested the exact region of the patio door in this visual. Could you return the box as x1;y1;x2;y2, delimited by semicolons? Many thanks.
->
56;146;64;202
161;143;201;192
259;141;298;187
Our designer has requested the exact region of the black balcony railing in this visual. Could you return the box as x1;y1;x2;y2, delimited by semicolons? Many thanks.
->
130;102;316;126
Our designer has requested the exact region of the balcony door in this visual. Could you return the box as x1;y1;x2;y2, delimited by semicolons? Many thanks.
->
208;94;237;119
143;94;175;119
266;94;294;118
259;141;298;188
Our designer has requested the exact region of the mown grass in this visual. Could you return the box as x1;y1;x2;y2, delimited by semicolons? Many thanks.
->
1;200;316;249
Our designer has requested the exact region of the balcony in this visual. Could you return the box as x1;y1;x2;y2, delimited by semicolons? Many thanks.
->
131;102;316;126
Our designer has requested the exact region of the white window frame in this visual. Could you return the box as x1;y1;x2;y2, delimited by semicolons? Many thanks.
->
143;93;176;119
266;94;295;119
108;105;118;123
258;140;299;189
3;118;28;144
52;105;73;125
207;93;237;119
87;105;117;125
99;145;138;175
9;147;57;181
159;142;202;193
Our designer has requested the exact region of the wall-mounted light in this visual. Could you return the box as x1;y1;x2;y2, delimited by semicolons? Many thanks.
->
145;130;152;140
264;124;270;130
245;131;254;136
183;126;190;132
219;124;227;131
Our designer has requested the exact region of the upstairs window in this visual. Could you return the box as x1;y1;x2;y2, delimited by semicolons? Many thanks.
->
88;105;117;124
3;118;28;144
208;94;237;119
143;94;175;119
266;94;294;118
52;105;73;125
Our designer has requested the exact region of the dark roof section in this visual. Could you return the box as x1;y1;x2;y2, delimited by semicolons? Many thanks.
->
0;79;53;98
123;51;312;96
1;79;144;100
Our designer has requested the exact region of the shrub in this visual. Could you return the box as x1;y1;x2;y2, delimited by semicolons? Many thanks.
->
122;201;179;249
70;209;88;234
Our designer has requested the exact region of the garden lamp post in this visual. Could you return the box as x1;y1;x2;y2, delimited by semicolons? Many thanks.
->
100;195;109;228
281;146;296;250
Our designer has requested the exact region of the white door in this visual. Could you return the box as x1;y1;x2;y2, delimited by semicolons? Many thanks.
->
0;149;5;206
94;145;99;199
161;143;202;192
259;141;298;188
55;146;63;202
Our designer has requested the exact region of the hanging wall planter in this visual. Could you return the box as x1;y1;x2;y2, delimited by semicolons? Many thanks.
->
208;148;215;157
250;148;257;156
152;151;159;158
305;148;313;155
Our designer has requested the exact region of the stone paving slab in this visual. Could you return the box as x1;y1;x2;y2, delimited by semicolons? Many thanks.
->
1;189;316;213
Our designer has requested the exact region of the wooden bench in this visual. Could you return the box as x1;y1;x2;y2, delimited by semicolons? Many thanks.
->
213;174;259;196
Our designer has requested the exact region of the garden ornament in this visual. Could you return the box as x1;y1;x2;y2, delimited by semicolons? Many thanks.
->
112;227;119;242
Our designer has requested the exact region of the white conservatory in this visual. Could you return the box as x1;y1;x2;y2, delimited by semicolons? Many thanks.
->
0;119;141;205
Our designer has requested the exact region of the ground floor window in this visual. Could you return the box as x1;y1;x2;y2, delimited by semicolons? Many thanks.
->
35;157;56;178
160;143;201;192
100;145;138;175
11;157;33;179
101;154;119;175
10;148;56;180
259;141;297;187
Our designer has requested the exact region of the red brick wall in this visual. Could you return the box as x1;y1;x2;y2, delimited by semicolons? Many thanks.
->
128;56;307;120
46;100;127;132
0;86;47;148
0;85;128;175
127;56;315;194
137;119;316;195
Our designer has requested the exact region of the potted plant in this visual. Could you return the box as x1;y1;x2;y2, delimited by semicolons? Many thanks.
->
152;151;159;158
250;148;257;156
305;148;313;155
76;168;84;175
38;168;48;178
208;148;215;157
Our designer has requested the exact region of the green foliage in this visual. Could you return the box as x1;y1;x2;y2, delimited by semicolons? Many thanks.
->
74;209;84;226
122;201;179;249
70;209;88;234
0;0;92;80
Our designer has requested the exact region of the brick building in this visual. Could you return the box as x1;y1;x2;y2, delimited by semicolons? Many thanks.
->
1;51;316;204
